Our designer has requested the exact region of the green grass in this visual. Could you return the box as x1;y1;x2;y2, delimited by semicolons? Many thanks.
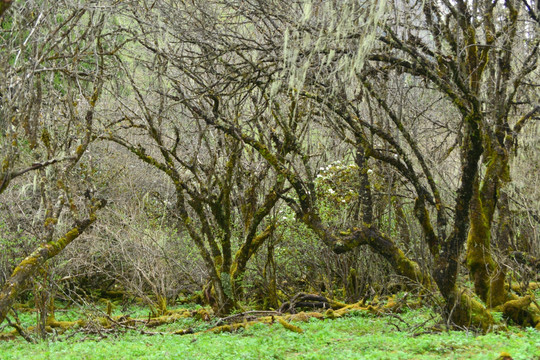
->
1;307;539;360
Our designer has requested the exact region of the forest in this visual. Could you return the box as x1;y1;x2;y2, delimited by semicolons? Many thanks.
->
0;0;539;358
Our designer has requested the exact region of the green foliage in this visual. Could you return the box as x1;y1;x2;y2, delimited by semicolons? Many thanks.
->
51;73;66;96
1;305;538;359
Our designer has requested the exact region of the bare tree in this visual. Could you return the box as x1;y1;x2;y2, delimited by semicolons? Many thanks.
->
131;0;540;329
0;0;124;326
102;6;290;313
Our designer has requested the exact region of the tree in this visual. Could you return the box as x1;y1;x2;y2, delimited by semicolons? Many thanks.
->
2;0;538;331
0;0;123;326
138;0;540;329
362;0;540;327
102;6;289;313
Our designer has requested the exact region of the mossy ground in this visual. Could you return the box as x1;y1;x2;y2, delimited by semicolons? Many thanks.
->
1;304;538;359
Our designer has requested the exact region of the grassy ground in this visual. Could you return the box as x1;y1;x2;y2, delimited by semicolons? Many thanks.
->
1;306;539;360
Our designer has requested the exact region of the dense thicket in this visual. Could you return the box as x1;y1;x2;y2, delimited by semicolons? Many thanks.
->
1;0;539;334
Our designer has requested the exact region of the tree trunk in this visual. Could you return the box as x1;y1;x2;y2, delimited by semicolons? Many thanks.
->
466;146;510;308
0;0;12;18
466;186;505;307
211;273;235;316
264;239;279;309
392;196;411;248
496;191;514;253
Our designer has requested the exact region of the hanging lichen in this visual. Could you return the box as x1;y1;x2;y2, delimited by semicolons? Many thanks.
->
278;0;388;99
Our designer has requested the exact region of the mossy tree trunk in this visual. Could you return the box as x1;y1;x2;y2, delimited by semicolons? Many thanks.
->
263;238;279;309
496;191;514;253
0;0;12;19
466;176;507;308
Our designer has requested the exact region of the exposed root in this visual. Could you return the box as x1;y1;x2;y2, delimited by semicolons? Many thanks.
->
502;296;540;328
509;282;540;295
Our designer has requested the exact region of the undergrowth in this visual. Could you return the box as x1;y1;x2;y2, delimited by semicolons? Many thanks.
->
0;304;538;360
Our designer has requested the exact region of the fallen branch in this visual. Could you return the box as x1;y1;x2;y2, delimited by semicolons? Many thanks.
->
1;295;417;341
5;315;35;344
279;293;345;313
214;310;282;327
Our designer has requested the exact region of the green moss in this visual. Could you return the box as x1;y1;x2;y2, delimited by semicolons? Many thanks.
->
466;192;497;303
278;318;303;333
451;292;494;332
502;296;540;327
325;309;337;319
394;248;430;287
44;217;57;227
47;318;86;330
289;312;312;323
41;129;51;149
157;295;167;316
10;256;40;278
49;227;80;253
214;255;223;268
106;300;113;316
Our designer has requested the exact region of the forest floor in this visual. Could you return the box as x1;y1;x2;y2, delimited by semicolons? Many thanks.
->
0;301;539;360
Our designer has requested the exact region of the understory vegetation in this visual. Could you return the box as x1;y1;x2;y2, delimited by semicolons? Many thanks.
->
1;300;539;359
1;0;540;358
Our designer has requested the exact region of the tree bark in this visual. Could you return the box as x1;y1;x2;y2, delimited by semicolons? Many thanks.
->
0;0;12;19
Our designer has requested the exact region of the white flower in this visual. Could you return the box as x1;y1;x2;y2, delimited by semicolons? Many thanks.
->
341;199;346;203
328;188;335;194
282;217;288;221
317;174;323;178
367;169;373;175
